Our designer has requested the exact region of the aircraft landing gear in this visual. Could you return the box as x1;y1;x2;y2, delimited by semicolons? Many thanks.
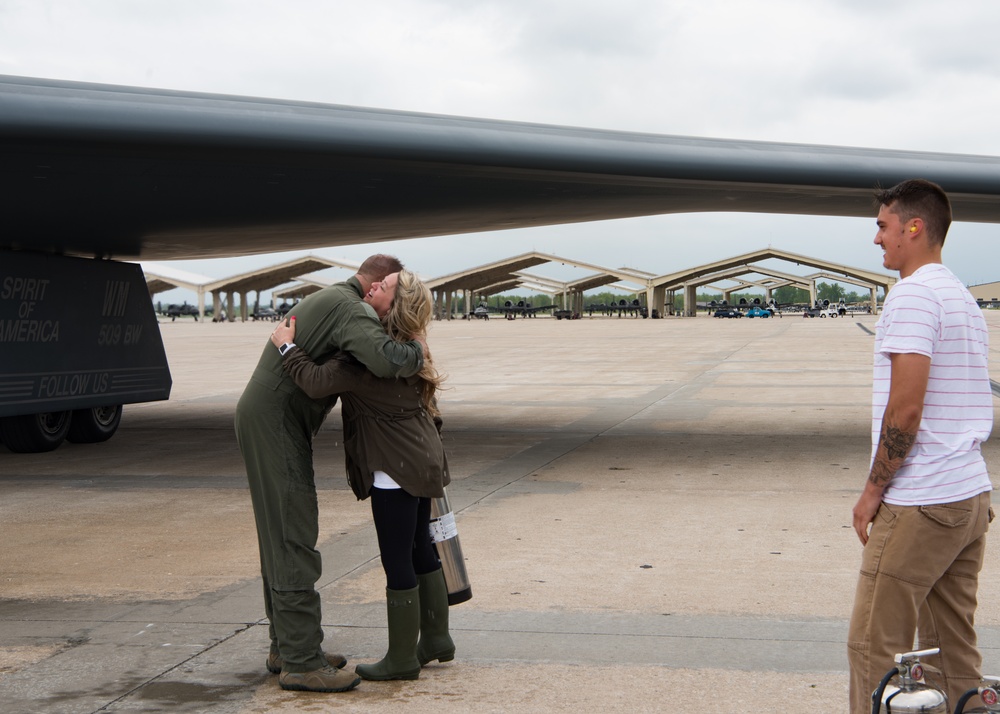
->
0;411;72;453
67;405;123;444
0;404;123;452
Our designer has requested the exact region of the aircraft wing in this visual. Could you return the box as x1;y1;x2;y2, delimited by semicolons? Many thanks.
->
6;75;1000;451
4;74;1000;262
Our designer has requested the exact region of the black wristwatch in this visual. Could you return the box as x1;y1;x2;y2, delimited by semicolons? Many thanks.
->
278;342;295;357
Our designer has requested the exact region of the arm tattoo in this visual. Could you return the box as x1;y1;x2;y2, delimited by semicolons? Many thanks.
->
869;459;895;488
882;424;916;460
868;421;917;488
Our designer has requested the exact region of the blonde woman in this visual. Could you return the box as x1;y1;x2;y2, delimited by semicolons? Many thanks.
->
270;269;454;682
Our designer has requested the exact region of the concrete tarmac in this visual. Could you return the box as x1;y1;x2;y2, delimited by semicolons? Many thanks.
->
2;311;999;713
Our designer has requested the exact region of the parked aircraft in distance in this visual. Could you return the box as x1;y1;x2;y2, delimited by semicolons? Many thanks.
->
615;299;648;318
733;297;775;317
760;298;809;315
4;74;1000;451
252;306;281;322
586;299;647;318
163;303;200;321
501;300;555;319
469;304;492;320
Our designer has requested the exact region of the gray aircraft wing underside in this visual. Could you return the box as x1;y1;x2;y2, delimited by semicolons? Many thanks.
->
3;74;1000;262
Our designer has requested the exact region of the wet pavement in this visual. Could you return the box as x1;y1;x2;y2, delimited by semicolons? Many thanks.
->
2;311;999;713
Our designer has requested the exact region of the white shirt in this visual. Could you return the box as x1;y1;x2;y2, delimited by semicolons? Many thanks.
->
372;470;401;490
873;263;993;505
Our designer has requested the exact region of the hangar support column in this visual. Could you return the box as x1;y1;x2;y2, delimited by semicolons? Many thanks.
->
432;289;444;320
684;284;698;317
647;285;667;318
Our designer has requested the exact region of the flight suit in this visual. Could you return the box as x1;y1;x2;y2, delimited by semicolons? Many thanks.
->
234;277;422;674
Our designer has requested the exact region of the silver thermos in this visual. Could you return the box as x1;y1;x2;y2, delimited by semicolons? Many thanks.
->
429;488;472;605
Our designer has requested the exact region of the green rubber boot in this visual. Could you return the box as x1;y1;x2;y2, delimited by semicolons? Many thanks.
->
416;569;456;666
355;586;421;681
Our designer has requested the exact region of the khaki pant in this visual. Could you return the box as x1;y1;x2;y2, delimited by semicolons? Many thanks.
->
848;492;992;713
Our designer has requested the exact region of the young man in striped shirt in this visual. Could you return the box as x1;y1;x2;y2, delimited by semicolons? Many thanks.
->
847;179;994;712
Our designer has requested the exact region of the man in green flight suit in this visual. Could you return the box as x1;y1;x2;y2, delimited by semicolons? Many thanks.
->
235;254;425;694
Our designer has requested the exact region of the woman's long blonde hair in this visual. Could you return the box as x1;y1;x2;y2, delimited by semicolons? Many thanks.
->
383;269;443;415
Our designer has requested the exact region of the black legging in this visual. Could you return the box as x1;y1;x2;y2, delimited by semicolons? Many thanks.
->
369;486;441;591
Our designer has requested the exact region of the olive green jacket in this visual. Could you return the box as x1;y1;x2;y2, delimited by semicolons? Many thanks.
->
282;348;449;500
248;278;423;434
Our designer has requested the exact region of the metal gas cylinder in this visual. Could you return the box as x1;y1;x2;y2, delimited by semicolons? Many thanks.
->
429;488;472;605
953;676;1000;713
873;649;948;714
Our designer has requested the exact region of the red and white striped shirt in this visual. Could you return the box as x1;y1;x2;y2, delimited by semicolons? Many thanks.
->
873;263;993;505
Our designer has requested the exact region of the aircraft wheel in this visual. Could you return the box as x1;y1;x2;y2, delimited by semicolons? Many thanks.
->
67;405;123;443
0;411;72;453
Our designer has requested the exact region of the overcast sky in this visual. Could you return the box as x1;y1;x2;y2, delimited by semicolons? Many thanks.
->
3;0;999;301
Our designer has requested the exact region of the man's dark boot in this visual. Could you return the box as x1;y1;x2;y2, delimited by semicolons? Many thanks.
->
267;649;348;674
278;665;360;693
415;569;455;666
355;586;421;681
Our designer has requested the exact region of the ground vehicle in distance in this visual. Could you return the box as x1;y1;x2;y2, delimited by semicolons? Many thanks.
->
714;308;742;318
746;306;771;318
553;309;579;320
803;307;839;318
